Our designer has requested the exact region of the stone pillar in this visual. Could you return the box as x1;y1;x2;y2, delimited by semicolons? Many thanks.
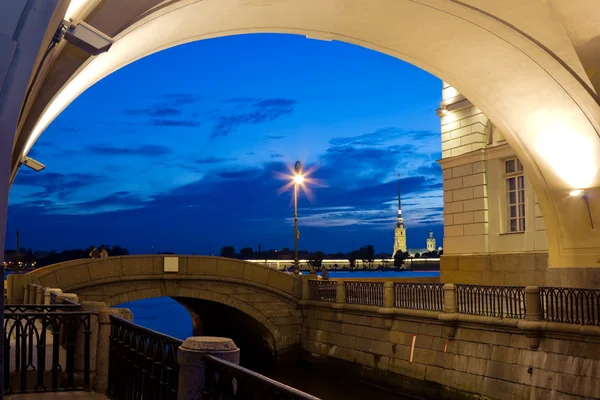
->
524;286;542;321
94;308;133;393
383;282;395;308
24;284;31;304
35;285;44;304
75;302;107;373
301;276;310;301
335;281;346;304
443;284;457;313
44;288;62;305
177;337;240;400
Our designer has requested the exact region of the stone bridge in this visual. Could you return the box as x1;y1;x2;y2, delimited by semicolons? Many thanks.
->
7;255;303;362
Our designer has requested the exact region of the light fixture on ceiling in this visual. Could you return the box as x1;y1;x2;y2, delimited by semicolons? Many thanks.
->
22;157;46;172
62;19;114;56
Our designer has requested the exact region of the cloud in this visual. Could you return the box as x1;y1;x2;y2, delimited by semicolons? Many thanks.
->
416;162;441;176
87;144;172;157
217;167;263;179
13;170;105;200
150;119;201;127
329;127;438;147
270;153;284;159
266;135;286;140
195;157;237;165
211;98;296;138
159;93;200;106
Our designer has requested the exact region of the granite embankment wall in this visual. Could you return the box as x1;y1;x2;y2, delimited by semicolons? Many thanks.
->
300;282;600;400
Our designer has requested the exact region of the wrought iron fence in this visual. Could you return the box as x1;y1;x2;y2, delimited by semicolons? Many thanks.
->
308;280;337;302
203;354;320;399
345;282;384;306
5;304;81;313
456;284;525;319
394;283;444;311
107;315;182;400
541;287;600;325
3;310;93;394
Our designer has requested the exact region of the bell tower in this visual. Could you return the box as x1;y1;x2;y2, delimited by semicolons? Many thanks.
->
393;174;407;256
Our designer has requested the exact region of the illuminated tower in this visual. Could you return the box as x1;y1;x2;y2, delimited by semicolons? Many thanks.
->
393;174;407;256
426;231;436;252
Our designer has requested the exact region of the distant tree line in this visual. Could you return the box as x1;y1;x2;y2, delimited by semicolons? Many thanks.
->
5;245;130;269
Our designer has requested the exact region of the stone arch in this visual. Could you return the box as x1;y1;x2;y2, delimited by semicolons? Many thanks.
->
11;0;600;270
11;256;303;356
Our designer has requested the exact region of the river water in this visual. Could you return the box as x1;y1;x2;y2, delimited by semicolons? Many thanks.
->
119;270;439;399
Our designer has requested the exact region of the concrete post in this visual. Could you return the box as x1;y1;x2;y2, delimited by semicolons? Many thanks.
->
94;308;133;393
75;301;107;373
177;337;240;400
383;282;395;308
335;281;346;304
301;276;310;300
23;284;31;304
443;284;457;313
525;286;542;321
44;288;62;305
35;285;44;305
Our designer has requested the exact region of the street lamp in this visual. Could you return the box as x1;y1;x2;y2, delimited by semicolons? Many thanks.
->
293;161;304;272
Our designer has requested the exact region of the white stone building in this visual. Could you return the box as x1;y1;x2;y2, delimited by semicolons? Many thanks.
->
438;83;548;285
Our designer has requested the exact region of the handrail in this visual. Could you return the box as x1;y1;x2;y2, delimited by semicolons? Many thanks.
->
107;315;182;400
204;354;321;399
5;304;81;313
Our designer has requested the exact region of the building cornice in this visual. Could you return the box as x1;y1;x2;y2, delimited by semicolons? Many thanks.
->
437;142;515;169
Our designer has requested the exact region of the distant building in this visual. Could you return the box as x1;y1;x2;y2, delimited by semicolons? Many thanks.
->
426;231;436;252
393;174;407;256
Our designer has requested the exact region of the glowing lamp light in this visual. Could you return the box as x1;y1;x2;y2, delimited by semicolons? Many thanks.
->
65;0;90;20
293;174;305;185
569;189;585;197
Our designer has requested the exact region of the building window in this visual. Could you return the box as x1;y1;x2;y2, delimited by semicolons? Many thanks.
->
505;158;525;232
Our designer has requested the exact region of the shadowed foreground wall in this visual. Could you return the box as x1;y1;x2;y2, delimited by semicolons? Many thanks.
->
301;305;600;400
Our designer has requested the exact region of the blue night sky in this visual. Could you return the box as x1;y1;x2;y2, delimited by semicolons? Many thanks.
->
6;34;442;255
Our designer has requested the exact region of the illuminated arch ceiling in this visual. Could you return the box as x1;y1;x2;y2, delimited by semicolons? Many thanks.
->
12;0;600;268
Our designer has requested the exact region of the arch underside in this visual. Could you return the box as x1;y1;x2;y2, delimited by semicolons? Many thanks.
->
13;0;600;267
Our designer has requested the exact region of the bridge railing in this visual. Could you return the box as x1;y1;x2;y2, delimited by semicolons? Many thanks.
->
107;315;320;400
3;306;94;394
456;284;526;319
394;282;444;311
308;280;337;302
540;287;600;326
345;281;384;306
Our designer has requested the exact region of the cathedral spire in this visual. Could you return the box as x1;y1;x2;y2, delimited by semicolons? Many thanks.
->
397;173;404;227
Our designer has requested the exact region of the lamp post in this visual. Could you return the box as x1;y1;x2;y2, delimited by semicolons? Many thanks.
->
293;161;304;272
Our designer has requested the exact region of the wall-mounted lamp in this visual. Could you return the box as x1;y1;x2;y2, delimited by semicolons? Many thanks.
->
570;189;585;197
436;106;449;117
570;189;594;230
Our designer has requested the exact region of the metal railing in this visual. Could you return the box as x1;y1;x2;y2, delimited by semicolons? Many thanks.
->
107;315;182;400
456;284;526;319
541;287;600;325
308;280;337;302
203;354;320;400
345;282;384;306
394;283;444;311
5;304;81;313
3;309;94;394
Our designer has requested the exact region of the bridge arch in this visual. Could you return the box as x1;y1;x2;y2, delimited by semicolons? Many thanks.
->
11;255;303;358
11;0;600;270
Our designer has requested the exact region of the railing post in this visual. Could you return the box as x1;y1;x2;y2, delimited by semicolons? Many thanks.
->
94;308;133;393
443;283;457;313
35;285;44;304
44;288;62;306
177;337;240;400
383;282;394;308
74;301;106;384
525;286;542;321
